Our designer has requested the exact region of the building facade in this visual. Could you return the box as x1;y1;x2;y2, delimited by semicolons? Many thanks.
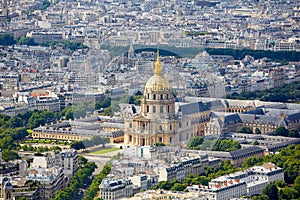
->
124;51;181;146
99;178;133;200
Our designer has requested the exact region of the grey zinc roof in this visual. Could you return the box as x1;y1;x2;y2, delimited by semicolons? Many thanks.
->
205;100;226;110
229;146;264;159
180;102;210;115
223;114;242;125
239;114;288;126
287;112;300;122
267;138;300;152
242;108;265;115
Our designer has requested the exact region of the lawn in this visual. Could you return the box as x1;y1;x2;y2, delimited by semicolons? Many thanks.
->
91;147;120;154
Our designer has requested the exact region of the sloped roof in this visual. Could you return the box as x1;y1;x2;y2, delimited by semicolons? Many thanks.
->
230;146;264;159
180;102;209;115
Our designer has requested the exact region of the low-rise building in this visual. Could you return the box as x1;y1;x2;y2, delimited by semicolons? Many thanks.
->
128;174;158;191
188;163;284;199
26;167;65;200
99;177;133;200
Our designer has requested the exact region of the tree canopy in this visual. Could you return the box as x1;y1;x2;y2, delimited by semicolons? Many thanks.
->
186;137;241;152
228;81;300;103
0;34;15;46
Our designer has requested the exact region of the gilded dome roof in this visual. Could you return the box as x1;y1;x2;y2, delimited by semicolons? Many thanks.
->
144;51;171;92
145;75;170;91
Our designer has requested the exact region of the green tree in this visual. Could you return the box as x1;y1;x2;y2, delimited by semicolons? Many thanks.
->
7;117;23;128
238;126;253;134
70;141;85;150
251;195;269;200
17;36;37;46
0;136;16;149
12;127;28;140
28;112;46;129
78;156;88;166
283;160;300;184
253;140;259;145
279;187;299;199
170;183;186;191
186;136;203;149
65;108;74;120
274;180;286;188
275;126;289;137
0;34;15;46
255;128;261;134
213;139;241;152
262;183;278;200
288;130;299;138
2;149;20;161
155;142;165;146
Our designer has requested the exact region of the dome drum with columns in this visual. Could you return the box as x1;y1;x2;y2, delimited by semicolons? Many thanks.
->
124;51;180;146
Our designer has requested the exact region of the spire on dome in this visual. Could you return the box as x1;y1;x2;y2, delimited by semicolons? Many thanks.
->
154;50;162;76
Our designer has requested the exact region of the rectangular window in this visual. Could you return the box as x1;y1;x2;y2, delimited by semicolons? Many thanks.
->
160;106;163;113
159;137;162;142
153;106;156;113
146;106;149;112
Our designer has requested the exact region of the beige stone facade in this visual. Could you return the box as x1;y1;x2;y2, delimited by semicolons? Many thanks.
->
124;52;181;146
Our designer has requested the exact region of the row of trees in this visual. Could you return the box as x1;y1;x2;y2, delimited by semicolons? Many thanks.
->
238;126;299;138
205;48;300;62
102;44;300;61
53;162;97;200
21;144;61;153
0;34;36;46
228;81;300;103
40;40;88;51
0;33;88;51
83;162;112;200
186;136;241;151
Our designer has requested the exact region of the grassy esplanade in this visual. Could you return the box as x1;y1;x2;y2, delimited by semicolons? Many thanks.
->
90;147;120;154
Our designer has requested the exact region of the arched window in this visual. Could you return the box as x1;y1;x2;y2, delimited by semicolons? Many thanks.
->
160;94;163;100
160;106;163;113
153;94;156;100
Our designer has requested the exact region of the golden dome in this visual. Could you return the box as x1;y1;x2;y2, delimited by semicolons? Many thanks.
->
145;50;170;92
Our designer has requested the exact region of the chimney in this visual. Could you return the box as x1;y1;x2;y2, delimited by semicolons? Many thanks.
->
280;112;284;121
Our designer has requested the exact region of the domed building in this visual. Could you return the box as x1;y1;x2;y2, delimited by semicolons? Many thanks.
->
124;51;181;146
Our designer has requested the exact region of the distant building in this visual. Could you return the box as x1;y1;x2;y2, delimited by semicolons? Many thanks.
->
188;163;284;199
99;177;133;200
31;149;78;178
26;167;65;200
